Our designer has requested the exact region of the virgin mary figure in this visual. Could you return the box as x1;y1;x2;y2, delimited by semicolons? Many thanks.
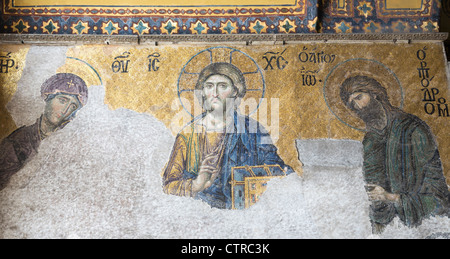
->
0;73;88;190
162;62;293;209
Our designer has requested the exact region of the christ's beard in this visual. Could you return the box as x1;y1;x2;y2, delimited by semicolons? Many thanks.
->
204;97;236;115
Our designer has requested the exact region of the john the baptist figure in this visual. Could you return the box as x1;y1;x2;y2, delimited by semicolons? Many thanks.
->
340;75;450;233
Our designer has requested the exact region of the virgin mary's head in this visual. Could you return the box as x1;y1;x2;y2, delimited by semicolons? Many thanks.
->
40;73;88;129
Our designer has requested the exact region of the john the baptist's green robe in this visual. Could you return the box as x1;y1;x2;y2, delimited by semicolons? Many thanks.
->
363;109;450;228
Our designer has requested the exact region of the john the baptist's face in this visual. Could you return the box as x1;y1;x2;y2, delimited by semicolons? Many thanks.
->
348;92;371;111
44;94;80;127
347;91;387;130
202;74;237;113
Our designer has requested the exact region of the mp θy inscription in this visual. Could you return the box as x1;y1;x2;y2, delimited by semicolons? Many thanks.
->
112;51;131;73
0;52;18;74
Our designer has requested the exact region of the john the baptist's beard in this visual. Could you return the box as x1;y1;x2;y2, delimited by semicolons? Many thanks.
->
354;97;387;130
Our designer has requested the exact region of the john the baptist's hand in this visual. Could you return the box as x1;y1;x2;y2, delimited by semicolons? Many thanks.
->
365;184;400;203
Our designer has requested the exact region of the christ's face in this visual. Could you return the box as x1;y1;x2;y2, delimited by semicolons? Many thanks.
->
202;74;236;113
44;94;80;127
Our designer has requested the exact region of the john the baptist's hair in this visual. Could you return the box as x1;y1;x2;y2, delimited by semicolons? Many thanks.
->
340;75;392;108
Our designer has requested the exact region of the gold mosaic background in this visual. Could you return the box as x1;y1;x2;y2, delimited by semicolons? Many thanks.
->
0;42;449;182
0;45;28;140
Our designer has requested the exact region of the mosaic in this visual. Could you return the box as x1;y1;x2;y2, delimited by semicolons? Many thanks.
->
321;0;442;33
0;42;449;236
0;0;318;34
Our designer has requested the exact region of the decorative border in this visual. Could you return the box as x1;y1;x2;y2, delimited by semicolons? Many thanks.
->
0;0;318;34
1;16;318;35
326;0;355;18
377;0;434;18
321;0;441;33
0;32;447;44
4;0;306;17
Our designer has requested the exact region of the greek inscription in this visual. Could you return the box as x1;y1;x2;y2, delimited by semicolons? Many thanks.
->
438;98;449;117
298;47;336;64
148;52;161;72
416;47;448;117
299;67;321;87
112;51;131;73
262;49;288;70
422;87;439;102
0;52;18;74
